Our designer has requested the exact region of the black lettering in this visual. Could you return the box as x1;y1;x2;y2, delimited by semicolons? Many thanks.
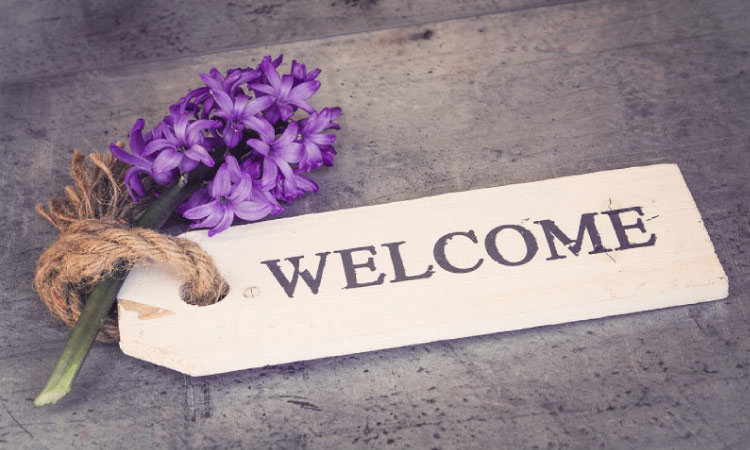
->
602;206;657;250
261;252;330;298
381;241;434;283
485;224;538;266
334;246;386;289
433;230;484;273
534;213;611;260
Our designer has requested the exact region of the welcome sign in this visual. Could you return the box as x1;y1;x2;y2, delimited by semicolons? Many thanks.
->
117;164;727;376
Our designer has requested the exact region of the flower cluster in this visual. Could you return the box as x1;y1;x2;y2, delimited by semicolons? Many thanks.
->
110;55;341;236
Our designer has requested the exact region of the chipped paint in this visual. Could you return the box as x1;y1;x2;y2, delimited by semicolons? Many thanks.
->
119;299;175;320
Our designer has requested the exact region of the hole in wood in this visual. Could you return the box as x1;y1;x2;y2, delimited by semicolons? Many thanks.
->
178;280;229;306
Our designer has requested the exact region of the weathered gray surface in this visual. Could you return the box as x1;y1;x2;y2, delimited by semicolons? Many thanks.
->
0;0;578;83
1;0;749;448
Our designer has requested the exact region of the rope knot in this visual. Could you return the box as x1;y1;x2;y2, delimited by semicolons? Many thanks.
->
34;151;228;343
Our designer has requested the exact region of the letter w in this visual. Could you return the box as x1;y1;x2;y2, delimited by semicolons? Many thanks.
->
261;252;330;298
534;213;611;260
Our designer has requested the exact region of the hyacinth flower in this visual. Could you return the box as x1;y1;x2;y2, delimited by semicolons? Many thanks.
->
250;57;321;124
239;157;284;210
204;66;261;96
170;86;213;119
35;55;341;406
183;156;276;236
291;59;321;84
171;68;259;120
298;107;342;171
244;115;302;188
108;119;177;200
202;75;274;148
142;113;221;175
275;169;320;203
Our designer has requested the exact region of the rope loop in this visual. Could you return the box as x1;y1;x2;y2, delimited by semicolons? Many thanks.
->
33;150;228;343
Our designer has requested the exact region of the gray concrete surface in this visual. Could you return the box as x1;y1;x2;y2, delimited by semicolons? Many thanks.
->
1;0;749;448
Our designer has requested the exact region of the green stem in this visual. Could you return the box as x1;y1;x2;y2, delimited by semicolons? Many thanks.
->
34;165;212;406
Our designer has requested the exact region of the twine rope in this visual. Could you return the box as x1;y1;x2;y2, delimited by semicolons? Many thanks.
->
34;150;228;343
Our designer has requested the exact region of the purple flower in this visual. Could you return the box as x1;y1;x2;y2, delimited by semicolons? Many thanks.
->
239;158;283;211
170;87;213;119
258;54;283;72
142;113;220;175
182;156;276;236
203;67;260;96
113;58;340;236
290;60;321;84
171;67;259;120
250;57;320;124
202;81;274;148
245;116;302;190
110;119;177;201
272;170;319;202
297;107;341;171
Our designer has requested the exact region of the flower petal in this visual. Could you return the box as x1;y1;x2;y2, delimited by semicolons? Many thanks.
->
233;201;273;222
294;172;319;193
124;168;148;201
129;119;147;155
224;154;243;182
275;141;302;163
249;84;276;96
223;124;241;148
183;200;221;220
153;169;176;186
289;81;320;102
305;68;321;81
179;157;199;173
275;121;298;146
142;138;170;157
199;72;224;94
152;148;183;174
260;156;278;190
190;215;221;230
208;208;235;236
246;138;270;156
274;154;295;180
324;106;343;122
308;133;336;145
299;141;322;171
261;58;281;90
245;116;275;142
187;119;219;143
228;175;252;202
184;145;214;167
262;105;281;125
300;111;324;134
233;95;249;117
290;99;314;114
279;74;294;98
243;95;274;117
210;163;232;198
321;145;337;166
173;114;189;140
110;143;147;168
212;89;235;115
291;60;305;80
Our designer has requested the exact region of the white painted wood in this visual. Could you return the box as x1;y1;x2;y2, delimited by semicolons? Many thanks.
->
117;164;728;376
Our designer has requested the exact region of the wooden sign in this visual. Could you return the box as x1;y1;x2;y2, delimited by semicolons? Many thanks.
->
117;164;727;376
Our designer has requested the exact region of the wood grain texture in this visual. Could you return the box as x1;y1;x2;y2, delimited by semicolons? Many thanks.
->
118;164;728;375
1;0;749;448
0;0;581;83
